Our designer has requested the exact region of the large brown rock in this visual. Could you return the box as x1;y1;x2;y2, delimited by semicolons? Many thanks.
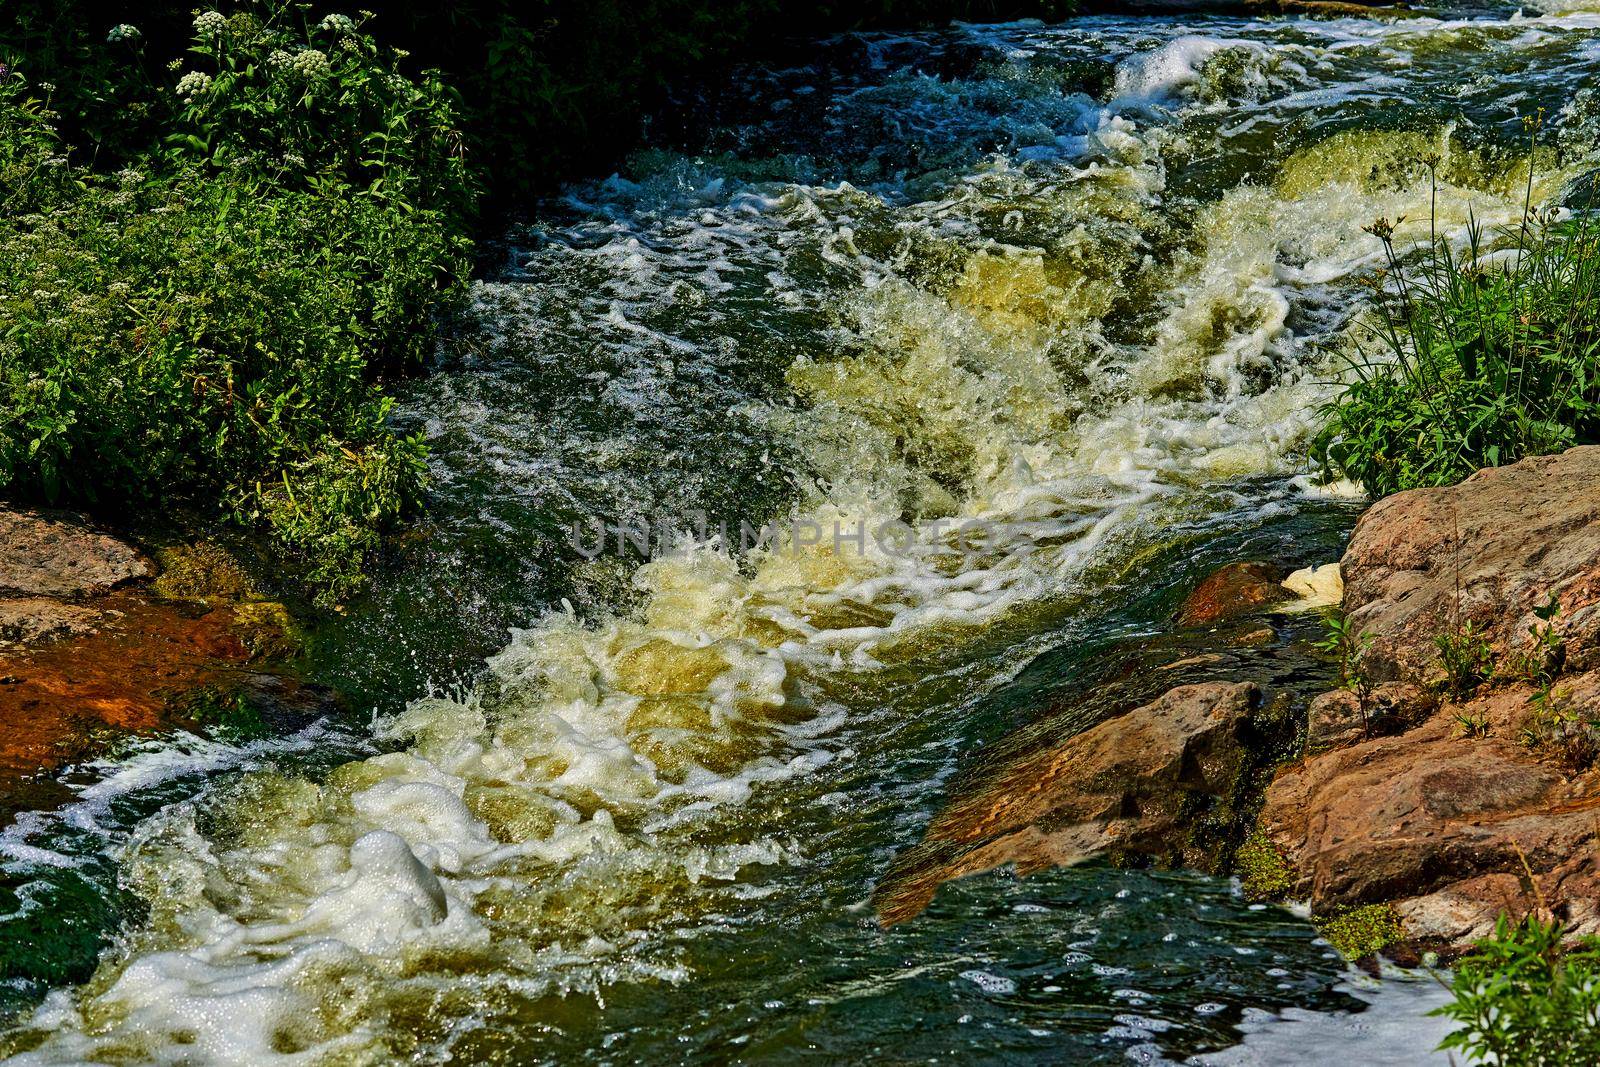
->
1262;718;1583;903
876;681;1268;924
1262;448;1600;955
0;506;149;598
1341;446;1600;684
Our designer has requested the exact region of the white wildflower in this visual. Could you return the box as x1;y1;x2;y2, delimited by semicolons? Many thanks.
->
291;49;330;78
193;11;227;37
267;49;293;68
175;71;213;102
318;13;355;34
167;58;183;72
106;24;141;44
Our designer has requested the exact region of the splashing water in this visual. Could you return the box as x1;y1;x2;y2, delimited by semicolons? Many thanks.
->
5;9;1600;1064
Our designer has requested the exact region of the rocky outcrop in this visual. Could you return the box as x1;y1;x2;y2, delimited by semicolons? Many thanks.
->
0;506;149;598
1341;446;1600;685
1259;447;1600;957
876;680;1280;924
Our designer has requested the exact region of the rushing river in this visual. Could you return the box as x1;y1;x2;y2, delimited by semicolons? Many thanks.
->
6;6;1600;1063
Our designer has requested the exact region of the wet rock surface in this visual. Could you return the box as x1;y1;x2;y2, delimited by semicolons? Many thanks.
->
1177;561;1292;626
874;611;1327;925
0;507;322;819
881;449;1600;955
877;681;1273;924
1262;448;1600;957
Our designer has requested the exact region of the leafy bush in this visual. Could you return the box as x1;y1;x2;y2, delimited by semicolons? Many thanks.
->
1316;150;1600;497
161;7;473;223
1434;913;1600;1066
0;6;472;602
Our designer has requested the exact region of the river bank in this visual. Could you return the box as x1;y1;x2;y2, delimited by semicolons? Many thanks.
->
0;508;335;821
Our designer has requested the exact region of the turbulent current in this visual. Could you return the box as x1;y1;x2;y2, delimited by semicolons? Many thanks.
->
6;7;1600;1064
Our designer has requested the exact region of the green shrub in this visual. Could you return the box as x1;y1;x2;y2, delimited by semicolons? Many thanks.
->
1434;913;1600;1066
1436;619;1496;698
0;7;472;603
1316;146;1600;497
162;6;474;224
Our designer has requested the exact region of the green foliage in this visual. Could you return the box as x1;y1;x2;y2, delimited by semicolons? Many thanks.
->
1519;682;1600;773
1451;704;1492;738
1314;611;1374;700
256;435;428;603
1318;903;1402;961
162;7;474;223
1508;593;1566;694
1235;828;1294;901
1316;134;1600;497
1436;619;1496;698
0;7;472;603
1434;913;1600;1067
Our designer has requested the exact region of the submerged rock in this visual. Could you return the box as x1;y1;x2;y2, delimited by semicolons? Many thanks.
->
0;598;100;647
876;680;1276;924
1177;562;1292;626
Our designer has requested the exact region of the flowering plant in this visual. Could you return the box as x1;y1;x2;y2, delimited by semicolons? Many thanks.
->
164;3;474;223
0;6;476;603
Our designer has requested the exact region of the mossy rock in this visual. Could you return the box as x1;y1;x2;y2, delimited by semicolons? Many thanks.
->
1318;903;1403;961
230;601;302;660
1236;828;1295;901
152;541;256;602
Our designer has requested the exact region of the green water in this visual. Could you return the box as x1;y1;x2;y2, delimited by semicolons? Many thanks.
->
6;7;1600;1063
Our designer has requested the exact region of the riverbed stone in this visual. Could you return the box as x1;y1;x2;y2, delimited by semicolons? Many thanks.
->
1177;562;1292;626
0;505;150;599
0;599;101;647
875;681;1270;924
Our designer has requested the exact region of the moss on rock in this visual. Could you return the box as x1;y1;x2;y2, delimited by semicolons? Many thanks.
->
1318;903;1403;961
152;542;257;602
1236;828;1294;901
